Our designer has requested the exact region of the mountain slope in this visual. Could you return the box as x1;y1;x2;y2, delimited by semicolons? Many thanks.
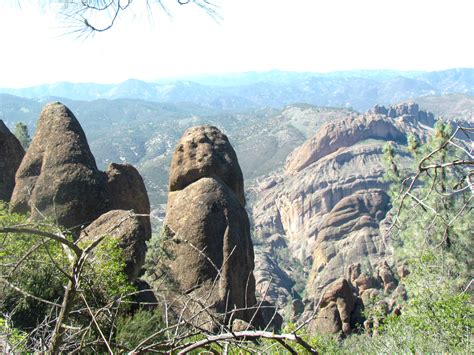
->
250;103;435;321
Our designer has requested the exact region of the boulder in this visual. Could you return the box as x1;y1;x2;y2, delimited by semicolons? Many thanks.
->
79;210;148;282
105;163;150;215
10;102;109;230
397;264;410;279
311;301;341;334
0;120;24;201
105;163;151;237
168;125;245;205
377;261;397;293
309;278;356;335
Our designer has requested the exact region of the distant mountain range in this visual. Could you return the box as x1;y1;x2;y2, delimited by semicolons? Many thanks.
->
1;68;473;111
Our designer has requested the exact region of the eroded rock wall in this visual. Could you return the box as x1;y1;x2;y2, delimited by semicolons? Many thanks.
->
252;103;435;333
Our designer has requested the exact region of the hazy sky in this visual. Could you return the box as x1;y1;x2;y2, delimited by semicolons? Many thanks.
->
0;0;473;88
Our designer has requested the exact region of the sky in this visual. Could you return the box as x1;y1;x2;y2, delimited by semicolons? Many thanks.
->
0;0;473;88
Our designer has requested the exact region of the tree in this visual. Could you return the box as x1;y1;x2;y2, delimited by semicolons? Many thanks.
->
365;121;474;352
0;205;134;353
13;122;31;150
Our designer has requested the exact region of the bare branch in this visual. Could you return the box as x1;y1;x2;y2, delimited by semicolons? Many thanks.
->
0;278;61;308
0;227;82;256
176;330;318;354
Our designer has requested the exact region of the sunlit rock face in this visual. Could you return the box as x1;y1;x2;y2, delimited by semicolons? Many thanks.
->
10;102;110;229
162;125;262;330
10;102;152;236
10;103;152;280
251;103;435;332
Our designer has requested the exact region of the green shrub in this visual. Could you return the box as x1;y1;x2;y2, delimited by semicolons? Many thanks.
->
116;309;166;349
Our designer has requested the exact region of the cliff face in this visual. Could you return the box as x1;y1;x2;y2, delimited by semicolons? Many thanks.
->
251;103;434;330
0;120;24;201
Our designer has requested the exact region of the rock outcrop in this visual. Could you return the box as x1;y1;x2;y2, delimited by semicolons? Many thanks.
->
105;163;151;236
10;103;151;242
285;114;405;174
308;278;358;335
79;210;148;282
251;103;435;333
0;121;24;201
10;103;110;230
163;125;261;329
9;102;152;279
168;125;245;206
286;102;434;175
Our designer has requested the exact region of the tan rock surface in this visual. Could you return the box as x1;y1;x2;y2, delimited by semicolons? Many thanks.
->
164;177;259;327
162;125;262;329
306;189;390;300
10;102;109;230
105;162;151;237
168;125;245;205
0;120;24;201
10;103;152;240
79;210;148;282
308;278;356;335
285;114;405;174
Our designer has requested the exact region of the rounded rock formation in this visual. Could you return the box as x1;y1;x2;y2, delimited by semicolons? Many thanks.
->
79;210;148;282
105;163;150;215
168;125;245;206
162;125;261;329
105;162;151;236
10;102;109;230
308;278;357;335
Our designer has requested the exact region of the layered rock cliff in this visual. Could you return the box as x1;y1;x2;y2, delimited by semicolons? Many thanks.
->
251;102;435;331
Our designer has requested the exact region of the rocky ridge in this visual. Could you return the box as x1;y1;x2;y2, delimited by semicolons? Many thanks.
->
251;102;435;332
